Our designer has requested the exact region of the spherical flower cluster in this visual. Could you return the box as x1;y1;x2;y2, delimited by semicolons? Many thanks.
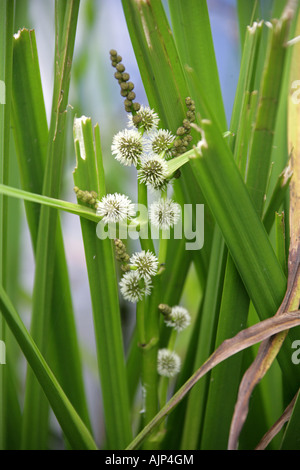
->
129;250;159;280
138;155;169;191
128;105;159;134
111;105;180;191
120;250;158;302
149;198;181;230
119;270;152;303
157;349;181;378
111;129;144;167
145;129;175;160
96;193;135;225
164;306;191;332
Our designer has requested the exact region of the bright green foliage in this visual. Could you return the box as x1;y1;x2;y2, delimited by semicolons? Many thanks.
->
0;0;299;452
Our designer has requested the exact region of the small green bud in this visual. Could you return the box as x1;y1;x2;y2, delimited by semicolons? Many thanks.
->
122;72;130;82
114;239;130;264
158;303;172;317
186;111;195;121
176;127;185;136
132;115;142;126
74;187;98;208
114;71;122;80
183;119;191;130
127;82;134;91
132;102;141;112
121;264;131;272
110;49;118;57
116;63;125;73
124;98;132;108
127;91;136;101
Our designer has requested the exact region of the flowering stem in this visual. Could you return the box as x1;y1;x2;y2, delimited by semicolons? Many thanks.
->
137;180;155;253
168;329;178;352
140;275;161;449
158;330;177;411
158;376;169;412
158;231;168;266
136;299;146;347
137;179;147;208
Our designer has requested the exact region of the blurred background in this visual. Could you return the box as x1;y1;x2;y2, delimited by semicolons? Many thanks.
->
13;0;241;446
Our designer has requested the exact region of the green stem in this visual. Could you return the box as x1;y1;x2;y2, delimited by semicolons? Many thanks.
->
136;298;146;346
0;0;15;449
159;376;169;412
158;232;168;266
168;329;177;351
158;329;177;413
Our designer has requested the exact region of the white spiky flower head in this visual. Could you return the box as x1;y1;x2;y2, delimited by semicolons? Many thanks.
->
138;154;169;191
146;129;176;160
96;193;135;224
128;105;159;134
119;270;152;303
129;250;159;280
111;129;144;167
165;306;191;332
157;349;181;378
149;198;181;230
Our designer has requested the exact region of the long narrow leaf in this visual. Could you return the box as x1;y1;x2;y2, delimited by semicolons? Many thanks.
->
168;0;227;130
0;0;15;449
21;1;81;449
11;28;91;434
0;286;97;450
73;117;132;449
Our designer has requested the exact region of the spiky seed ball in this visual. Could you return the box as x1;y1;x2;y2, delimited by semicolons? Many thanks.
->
165;306;191;332
157;349;181;377
138;155;168;191
129;250;159;280
112;129;145;167
128;106;159;133
119;271;152;303
149;198;181;230
96;193;135;225
146;129;176;160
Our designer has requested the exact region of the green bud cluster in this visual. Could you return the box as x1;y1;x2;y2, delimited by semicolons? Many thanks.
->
109;49;141;114
114;238;130;270
74;186;98;208
172;97;196;157
158;303;172;317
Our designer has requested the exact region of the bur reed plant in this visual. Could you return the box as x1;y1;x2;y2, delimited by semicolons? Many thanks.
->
0;0;299;451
